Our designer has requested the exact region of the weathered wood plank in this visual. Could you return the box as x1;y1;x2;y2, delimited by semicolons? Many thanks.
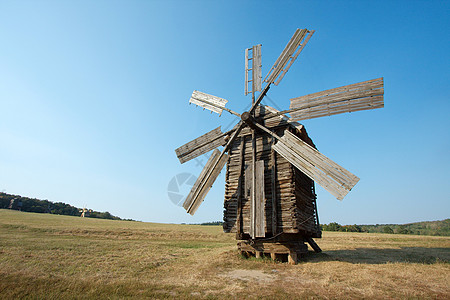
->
252;44;262;93
236;137;245;238
224;123;320;237
306;237;322;253
251;130;256;238
291;78;382;103
274;140;346;199
264;29;309;85
273;131;359;200
289;78;384;121
189;90;228;116
271;144;277;235
255;160;265;237
275;30;314;85
183;149;220;212
283;131;359;188
183;149;228;215
244;48;249;96
175;127;227;164
288;251;297;265
190;152;228;215
290;95;384;121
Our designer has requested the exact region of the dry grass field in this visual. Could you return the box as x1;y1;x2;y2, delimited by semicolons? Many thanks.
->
0;209;449;299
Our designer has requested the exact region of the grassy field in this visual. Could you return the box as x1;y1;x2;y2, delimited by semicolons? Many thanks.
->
0;209;449;299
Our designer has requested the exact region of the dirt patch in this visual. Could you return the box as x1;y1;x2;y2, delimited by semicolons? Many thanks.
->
222;269;276;282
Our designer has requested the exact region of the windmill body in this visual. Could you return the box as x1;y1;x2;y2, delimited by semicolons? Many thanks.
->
224;108;321;247
175;29;384;263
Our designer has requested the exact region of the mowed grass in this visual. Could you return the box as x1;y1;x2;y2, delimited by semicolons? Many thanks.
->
0;209;449;299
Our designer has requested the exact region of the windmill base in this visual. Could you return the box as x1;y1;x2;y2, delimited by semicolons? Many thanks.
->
237;239;310;265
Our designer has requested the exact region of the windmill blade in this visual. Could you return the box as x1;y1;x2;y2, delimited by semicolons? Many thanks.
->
183;120;246;215
175;127;228;164
289;78;384;121
189;90;229;116
264;29;315;86
183;149;228;215
245;44;262;96
272;130;359;200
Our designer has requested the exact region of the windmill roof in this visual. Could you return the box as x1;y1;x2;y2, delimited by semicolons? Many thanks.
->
239;105;316;149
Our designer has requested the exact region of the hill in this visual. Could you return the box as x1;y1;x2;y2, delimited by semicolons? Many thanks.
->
0;209;448;299
0;192;128;221
321;219;450;236
201;220;450;236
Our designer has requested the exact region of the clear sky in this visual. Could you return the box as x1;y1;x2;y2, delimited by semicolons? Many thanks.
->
1;0;449;225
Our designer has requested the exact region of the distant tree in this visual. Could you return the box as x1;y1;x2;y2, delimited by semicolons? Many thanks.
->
0;192;126;220
350;224;362;232
383;226;394;234
0;197;8;209
324;222;342;231
396;225;409;234
200;221;223;226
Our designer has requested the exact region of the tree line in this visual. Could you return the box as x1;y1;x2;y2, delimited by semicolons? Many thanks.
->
0;192;130;221
197;220;449;236
321;220;449;236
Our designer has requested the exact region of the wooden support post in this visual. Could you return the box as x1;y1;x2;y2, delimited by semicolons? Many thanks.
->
306;237;322;253
236;138;245;239
288;251;298;265
250;129;256;238
270;252;277;261
255;251;262;259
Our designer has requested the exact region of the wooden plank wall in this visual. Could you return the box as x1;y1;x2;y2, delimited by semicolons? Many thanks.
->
223;125;320;236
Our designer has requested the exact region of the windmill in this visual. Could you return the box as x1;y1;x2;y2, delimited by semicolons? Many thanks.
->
80;207;87;217
79;206;91;218
175;29;384;264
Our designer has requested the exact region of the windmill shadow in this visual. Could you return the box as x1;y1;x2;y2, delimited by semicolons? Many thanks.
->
304;247;450;264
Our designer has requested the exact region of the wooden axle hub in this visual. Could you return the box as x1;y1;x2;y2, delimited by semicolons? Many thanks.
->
240;111;258;130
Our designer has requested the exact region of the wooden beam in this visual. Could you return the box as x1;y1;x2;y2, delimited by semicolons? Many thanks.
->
288;251;298;265
271;142;277;235
255;160;265;238
236;137;245;239
251;129;256;238
306;237;322;253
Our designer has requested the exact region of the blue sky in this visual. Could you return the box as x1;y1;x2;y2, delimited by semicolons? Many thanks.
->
0;0;449;224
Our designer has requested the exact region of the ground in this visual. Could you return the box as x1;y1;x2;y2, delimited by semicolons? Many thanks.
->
0;209;449;299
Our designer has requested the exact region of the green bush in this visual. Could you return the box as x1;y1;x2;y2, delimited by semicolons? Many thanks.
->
383;226;394;234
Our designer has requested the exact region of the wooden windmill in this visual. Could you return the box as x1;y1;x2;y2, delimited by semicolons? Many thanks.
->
175;29;384;264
